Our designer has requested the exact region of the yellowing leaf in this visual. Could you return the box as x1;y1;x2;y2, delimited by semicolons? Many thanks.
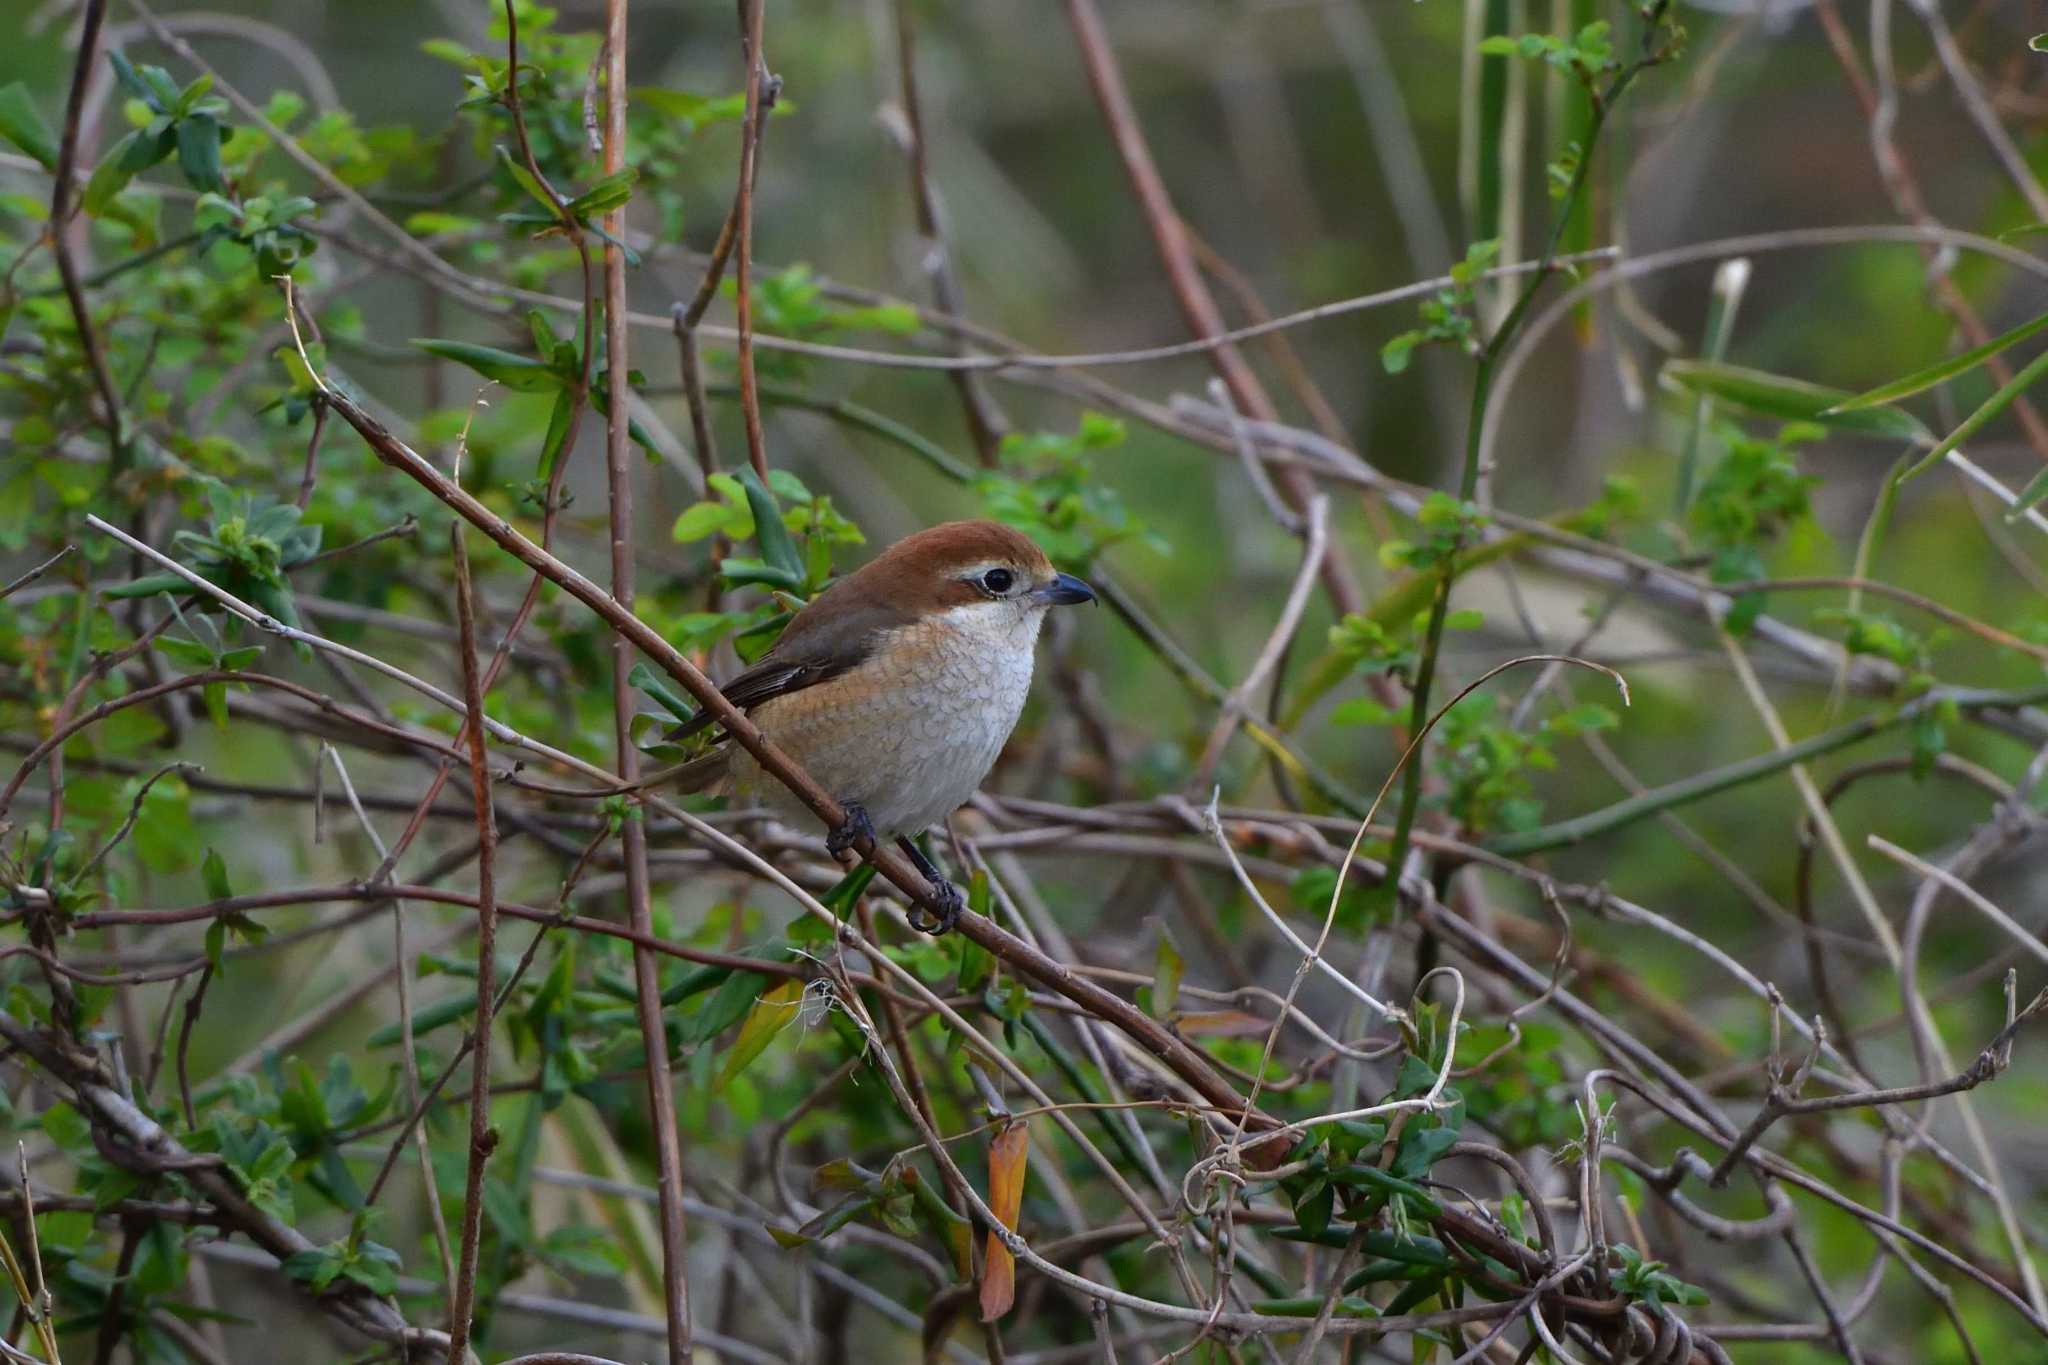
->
979;1122;1029;1322
716;979;804;1087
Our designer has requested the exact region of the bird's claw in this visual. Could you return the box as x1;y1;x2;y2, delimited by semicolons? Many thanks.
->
908;878;966;936
826;804;875;860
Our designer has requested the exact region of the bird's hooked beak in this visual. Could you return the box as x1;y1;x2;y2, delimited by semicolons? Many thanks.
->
1034;571;1097;607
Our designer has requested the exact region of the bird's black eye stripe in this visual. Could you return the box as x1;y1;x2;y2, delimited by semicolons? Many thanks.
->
979;567;1015;596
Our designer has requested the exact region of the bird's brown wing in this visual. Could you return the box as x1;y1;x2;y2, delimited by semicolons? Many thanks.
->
664;593;910;741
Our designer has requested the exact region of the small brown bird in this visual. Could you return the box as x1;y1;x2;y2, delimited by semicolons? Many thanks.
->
669;519;1095;930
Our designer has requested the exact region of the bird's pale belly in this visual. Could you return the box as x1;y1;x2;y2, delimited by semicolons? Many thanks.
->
730;618;1037;837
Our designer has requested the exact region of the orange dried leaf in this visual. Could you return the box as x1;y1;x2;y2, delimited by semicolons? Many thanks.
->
979;1121;1029;1322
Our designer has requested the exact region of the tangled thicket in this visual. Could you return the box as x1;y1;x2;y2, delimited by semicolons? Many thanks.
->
4;0;2048;1361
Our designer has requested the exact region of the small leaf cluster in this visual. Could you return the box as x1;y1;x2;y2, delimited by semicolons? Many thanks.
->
1609;1244;1710;1308
1479;21;1616;81
1690;421;1819;630
773;1157;970;1273
1252;1038;1470;1322
87;55;233;211
671;466;863;595
1344;691;1616;835
283;1212;406;1297
1378;492;1491;574
725;264;922;383
104;483;322;632
977;412;1161;568
1381;240;1500;375
417;308;656;474
1818;608;1957;775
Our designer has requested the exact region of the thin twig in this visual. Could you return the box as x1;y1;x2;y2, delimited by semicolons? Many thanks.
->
444;521;501;1365
600;6;692;1352
731;0;772;483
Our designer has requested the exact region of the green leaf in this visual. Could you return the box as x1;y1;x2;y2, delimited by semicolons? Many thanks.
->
1357;1230;1453;1268
176;112;223;192
366;992;478;1047
1151;926;1183;1019
0;83;57;169
738;469;803;580
717;556;805;592
281;1247;343;1291
1828;312;2048;413
173;73;215;117
413;338;563;393
538;386;576;479
566;167;637;218
1660;360;1932;442
108;50;162;112
1331;696;1400;727
1906;343;2048;485
138;65;183;115
821;864;879;918
83;131;144;216
157;636;217;670
495;143;559;215
1391;1125;1461;1180
2008;462;2048;520
681;964;775;1046
342;1242;401;1295
119;122;175;174
671;499;740;543
202;848;232;901
716;978;804;1085
626;660;697;726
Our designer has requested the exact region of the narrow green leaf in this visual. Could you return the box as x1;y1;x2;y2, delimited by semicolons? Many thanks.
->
537;386;576;479
682;964;775;1046
2007;462;2048;521
494;143;558;215
1828;312;2048;413
0;83;57;169
1906;343;2048;484
108;51;161;112
672;500;738;544
367;992;478;1047
102;571;192;600
821;864;879;917
202;847;232;901
626;660;696;726
1660;360;1932;442
157;636;216;670
412;338;563;393
566;167;637;219
738;469;802;579
1151;926;1183;1019
138;65;182;114
82;132;142;216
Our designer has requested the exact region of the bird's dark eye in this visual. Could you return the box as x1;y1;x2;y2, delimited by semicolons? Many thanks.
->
979;568;1015;596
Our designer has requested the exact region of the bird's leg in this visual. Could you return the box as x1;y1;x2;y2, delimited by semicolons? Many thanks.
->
897;836;966;935
826;803;875;860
